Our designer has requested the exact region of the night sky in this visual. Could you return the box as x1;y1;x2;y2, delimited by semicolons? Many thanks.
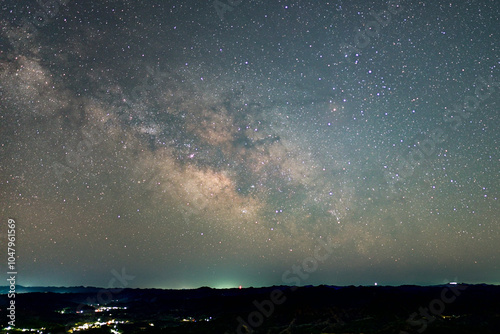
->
1;0;499;289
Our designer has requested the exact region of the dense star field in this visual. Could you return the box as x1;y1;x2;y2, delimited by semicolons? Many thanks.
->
1;0;499;289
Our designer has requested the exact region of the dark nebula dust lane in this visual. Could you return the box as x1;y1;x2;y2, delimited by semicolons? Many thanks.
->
1;0;499;288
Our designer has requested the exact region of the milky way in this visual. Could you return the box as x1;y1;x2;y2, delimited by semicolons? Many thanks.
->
1;0;499;288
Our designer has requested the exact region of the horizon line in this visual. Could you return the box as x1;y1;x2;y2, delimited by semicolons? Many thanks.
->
2;282;498;291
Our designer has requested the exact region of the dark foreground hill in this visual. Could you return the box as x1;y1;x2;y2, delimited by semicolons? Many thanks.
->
1;284;499;333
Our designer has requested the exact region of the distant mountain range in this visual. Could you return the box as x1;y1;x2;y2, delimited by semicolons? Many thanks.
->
1;284;499;333
0;282;496;294
0;285;107;294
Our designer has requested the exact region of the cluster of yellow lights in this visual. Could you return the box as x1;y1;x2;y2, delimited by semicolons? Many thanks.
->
95;306;127;312
68;319;127;333
3;327;45;332
181;316;212;322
